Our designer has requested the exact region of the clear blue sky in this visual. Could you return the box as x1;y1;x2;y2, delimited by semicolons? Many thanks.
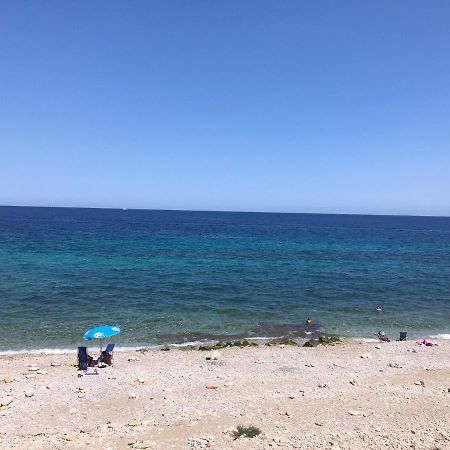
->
1;1;449;215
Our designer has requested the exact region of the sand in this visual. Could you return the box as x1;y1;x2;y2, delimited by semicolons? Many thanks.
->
1;339;450;449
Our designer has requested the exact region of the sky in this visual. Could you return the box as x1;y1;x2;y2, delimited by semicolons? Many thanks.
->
1;1;449;216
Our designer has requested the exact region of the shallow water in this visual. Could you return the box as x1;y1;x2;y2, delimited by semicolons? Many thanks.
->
0;206;449;351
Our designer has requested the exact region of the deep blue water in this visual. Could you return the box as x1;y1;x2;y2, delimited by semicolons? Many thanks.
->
1;206;450;351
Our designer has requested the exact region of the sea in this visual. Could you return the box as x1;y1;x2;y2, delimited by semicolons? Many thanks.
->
1;206;450;353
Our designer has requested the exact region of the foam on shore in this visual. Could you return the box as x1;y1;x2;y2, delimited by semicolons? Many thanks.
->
0;346;159;356
430;334;450;340
3;332;450;355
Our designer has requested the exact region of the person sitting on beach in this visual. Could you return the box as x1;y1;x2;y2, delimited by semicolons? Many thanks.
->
306;317;312;326
377;331;390;342
87;354;97;367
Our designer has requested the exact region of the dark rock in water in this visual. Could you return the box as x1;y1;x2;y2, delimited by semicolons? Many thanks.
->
251;322;318;339
157;322;320;346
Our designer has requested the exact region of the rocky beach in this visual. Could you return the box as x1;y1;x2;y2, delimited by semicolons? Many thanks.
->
1;339;450;449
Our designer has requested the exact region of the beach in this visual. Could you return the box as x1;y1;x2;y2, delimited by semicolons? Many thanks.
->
1;339;450;449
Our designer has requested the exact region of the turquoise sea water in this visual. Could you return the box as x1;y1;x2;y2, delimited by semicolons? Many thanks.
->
0;206;450;352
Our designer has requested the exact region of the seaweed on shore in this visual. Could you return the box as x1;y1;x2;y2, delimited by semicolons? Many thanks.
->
278;338;299;346
303;334;340;347
198;339;259;351
303;339;318;347
318;334;340;345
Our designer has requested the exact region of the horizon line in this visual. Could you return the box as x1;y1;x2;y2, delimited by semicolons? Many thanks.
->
1;204;449;219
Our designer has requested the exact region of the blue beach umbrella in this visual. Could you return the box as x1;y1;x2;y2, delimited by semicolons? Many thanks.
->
83;325;121;353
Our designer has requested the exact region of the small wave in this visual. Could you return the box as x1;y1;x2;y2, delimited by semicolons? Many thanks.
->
430;334;450;340
348;338;379;343
0;345;160;356
0;348;75;356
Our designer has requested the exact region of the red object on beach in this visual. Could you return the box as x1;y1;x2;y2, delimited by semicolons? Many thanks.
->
416;339;438;346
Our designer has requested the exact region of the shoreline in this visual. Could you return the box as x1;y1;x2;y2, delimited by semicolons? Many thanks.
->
2;331;450;356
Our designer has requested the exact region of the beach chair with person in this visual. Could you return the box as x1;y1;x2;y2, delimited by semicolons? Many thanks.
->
377;331;390;342
99;343;115;366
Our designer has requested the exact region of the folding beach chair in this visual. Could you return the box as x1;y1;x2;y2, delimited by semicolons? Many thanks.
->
99;343;115;366
77;346;88;371
399;332;407;341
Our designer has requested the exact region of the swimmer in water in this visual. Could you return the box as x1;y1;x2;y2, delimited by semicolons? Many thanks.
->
306;317;312;326
375;305;382;313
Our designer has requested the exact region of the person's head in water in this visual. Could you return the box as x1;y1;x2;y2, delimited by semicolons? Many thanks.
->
375;305;382;312
306;317;312;326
